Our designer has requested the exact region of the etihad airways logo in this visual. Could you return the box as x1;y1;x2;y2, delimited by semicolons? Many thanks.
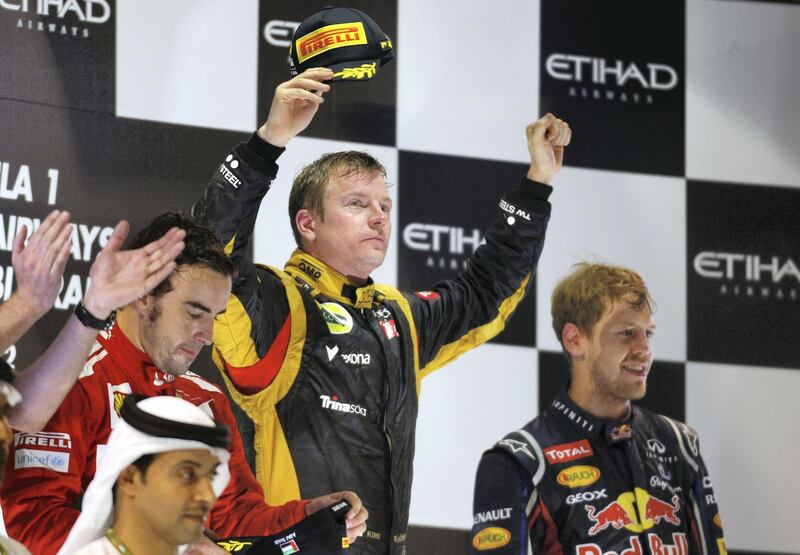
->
545;53;679;105
263;19;300;48
693;251;800;301
319;394;367;417
3;0;111;39
402;223;483;270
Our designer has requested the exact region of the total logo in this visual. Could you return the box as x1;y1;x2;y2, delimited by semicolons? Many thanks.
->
545;52;678;105
693;251;799;302
585;488;680;536
3;0;111;39
402;222;483;270
319;394;367;417
576;533;689;555
544;439;593;464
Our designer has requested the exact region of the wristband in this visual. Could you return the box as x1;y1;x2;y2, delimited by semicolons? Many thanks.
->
74;301;116;332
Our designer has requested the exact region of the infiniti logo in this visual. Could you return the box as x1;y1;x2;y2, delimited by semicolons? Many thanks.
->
647;439;666;454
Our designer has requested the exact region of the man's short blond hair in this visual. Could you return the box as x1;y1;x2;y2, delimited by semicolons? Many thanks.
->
551;262;654;359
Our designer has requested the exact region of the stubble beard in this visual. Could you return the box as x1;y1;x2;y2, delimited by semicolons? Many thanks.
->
591;363;647;404
142;302;184;377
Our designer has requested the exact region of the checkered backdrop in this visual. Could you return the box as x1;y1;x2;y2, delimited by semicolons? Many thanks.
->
1;1;799;553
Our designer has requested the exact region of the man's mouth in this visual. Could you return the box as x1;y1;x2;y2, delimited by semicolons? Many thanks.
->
621;362;648;376
179;347;200;358
182;513;207;524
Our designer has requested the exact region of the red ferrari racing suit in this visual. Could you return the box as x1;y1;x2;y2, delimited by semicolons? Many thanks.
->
470;388;726;554
0;325;308;555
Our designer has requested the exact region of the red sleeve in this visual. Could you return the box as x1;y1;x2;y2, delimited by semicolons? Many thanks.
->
1;384;94;555
206;391;309;537
225;314;291;395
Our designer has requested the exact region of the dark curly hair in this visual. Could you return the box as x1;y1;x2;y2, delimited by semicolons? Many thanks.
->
125;212;234;298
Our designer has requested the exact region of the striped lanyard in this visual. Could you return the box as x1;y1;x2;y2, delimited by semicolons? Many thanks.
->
105;528;134;555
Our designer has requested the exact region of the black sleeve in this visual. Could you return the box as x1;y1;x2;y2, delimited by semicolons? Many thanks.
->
406;179;552;378
192;133;290;364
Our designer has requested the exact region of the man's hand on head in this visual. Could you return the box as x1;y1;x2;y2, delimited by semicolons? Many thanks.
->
526;113;572;184
257;67;334;148
82;222;186;320
306;490;369;544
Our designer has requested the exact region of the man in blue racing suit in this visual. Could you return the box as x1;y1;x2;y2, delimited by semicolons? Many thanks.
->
470;263;726;554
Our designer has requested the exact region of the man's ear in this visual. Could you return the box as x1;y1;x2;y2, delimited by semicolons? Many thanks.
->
562;322;587;360
129;295;151;317
116;465;142;498
295;209;317;246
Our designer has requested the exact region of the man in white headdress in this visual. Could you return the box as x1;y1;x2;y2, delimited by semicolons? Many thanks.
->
61;394;233;555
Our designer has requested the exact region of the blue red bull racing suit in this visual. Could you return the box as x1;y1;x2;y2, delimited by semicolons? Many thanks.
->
470;388;727;555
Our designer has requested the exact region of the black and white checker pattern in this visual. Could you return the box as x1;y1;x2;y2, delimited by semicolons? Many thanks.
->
1;0;799;552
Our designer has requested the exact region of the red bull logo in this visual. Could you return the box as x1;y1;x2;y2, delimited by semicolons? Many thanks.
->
585;502;633;535
585;489;682;535
645;495;680;526
576;533;687;555
648;533;689;555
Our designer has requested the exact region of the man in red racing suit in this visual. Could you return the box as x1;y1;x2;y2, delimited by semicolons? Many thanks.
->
0;213;365;555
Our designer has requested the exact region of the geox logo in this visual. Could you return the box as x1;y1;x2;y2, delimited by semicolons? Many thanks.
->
319;394;367;417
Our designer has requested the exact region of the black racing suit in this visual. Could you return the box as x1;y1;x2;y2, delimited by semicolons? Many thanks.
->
193;133;552;554
470;388;727;555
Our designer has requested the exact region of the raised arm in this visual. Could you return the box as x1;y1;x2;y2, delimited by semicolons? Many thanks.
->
408;115;572;378
7;222;185;431
0;209;72;353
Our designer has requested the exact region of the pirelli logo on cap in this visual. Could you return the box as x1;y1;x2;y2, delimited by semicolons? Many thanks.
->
296;22;366;63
